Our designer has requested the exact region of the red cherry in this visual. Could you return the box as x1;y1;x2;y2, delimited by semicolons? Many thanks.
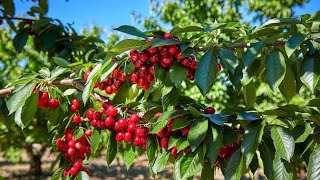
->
124;132;132;142
149;54;160;64
85;129;92;137
159;47;169;56
162;32;173;39
160;55;173;66
99;82;107;90
133;60;144;69
118;118;128;130
72;115;81;124
170;147;178;157
168;45;178;56
73;161;82;170
156;128;167;138
102;101;111;110
154;112;162;117
130;49;139;62
189;60;197;70
138;65;149;76
86;108;94;120
175;51;183;61
63;169;69;176
72;99;81;108
75;142;83;150
105;86;114;94
84;169;90;175
181;126;190;137
160;137;169;149
141;83;150;90
127;123;137;133
70;105;78;112
84;71;90;80
69;167;78;176
106;106;118;117
187;70;195;80
181;57;192;68
93;111;102;120
56;138;63;147
128;114;140;123
147;47;158;55
216;63;222;73
130;73;139;84
115;132;124;141
133;137;141;146
48;99;59;109
148;66;155;75
68;140;76;148
139;50;149;62
105;117;115;129
67;148;76;156
204;107;216;114
41;92;49;100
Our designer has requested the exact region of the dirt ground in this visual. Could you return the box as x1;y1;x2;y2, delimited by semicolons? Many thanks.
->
0;149;224;180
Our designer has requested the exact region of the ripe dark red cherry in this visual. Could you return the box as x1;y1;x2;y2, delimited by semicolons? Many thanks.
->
124;132;132;142
160;137;169;149
170;147;178;157
128;114;140;123
48;99;59;109
86;108;94;120
106;106;118;117
162;32;173;39
85;129;92;137
67;148;76;156
105;117;115;129
204;107;216;114
116;132;124;141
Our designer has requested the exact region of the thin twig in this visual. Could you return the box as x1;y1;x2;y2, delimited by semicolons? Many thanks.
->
0;16;36;22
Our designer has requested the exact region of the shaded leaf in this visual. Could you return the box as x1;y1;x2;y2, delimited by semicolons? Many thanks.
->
285;33;307;58
106;132;117;165
123;145;136;169
13;28;29;52
271;126;295;162
243;41;265;67
219;48;239;74
300;54;320;93
114;25;147;38
169;64;187;86
206;126;223;167
187;118;208;151
225;150;243;180
7;82;36;114
308;144;320;180
265;51;286;91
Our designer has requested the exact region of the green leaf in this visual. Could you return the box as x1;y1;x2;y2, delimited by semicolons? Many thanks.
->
100;62;118;81
146;136;157;163
205;126;223;167
110;39;147;54
172;118;192;131
243;80;256;108
237;112;260;121
219;48;239;74
308;144;320;180
7;82;36;114
152;151;170;173
51;67;67;79
273;154;296;180
271;126;295;162
188;106;201;118
114;25;147;38
82;79;94;105
51;168;63;180
39;0;48;14
265;51;286;91
201;162;214;180
15;93;38;129
123;145;136;169
177;139;190;152
73;129;84;139
106;132;117;165
300;54;320;93
170;26;204;35
241;120;265;167
307;11;320;22
259;139;275;179
53;57;70;67
63;88;77;96
243;41;265;68
208;113;228;126
169;64;187;86
187;118;208;151
225;150;243;180
285;33;307;58
87;63;102;83
195;50;217;95
260;18;301;28
39;67;50;77
291;123;312;143
13;28;29;52
75;171;89;180
151;39;180;48
180;147;204;179
89;129;100;155
112;83;130;105
279;65;297;101
150;110;173;134
14;107;23;129
3;0;15;16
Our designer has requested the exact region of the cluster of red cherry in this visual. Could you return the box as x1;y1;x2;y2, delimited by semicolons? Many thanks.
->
218;142;239;161
37;91;59;109
55;128;92;177
156;112;190;158
83;67;126;95
129;32;198;90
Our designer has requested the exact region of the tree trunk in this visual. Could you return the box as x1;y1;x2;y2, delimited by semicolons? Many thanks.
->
26;144;46;176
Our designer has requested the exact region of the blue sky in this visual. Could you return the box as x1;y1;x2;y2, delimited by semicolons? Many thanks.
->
13;0;320;33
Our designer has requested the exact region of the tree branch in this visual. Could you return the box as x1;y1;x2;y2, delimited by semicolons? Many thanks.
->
0;16;36;22
0;78;108;102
